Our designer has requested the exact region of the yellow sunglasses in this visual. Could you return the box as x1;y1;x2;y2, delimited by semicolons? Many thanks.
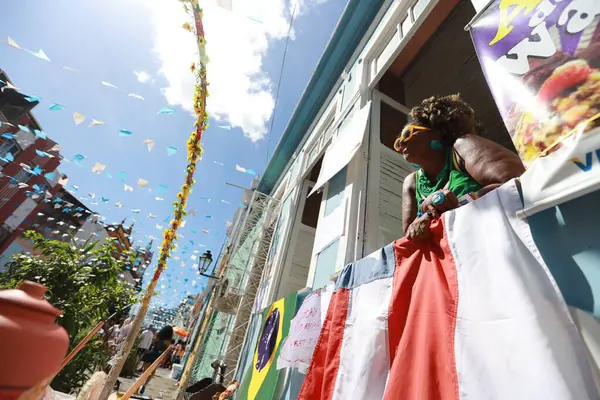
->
393;125;431;151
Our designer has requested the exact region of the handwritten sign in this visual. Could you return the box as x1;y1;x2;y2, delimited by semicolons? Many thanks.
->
277;290;327;373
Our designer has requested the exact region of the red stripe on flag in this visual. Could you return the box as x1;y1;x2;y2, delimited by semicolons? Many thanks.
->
385;219;459;400
298;288;350;400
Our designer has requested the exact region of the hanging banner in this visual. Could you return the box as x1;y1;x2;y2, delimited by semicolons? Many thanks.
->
237;292;297;400
468;0;600;215
277;286;333;374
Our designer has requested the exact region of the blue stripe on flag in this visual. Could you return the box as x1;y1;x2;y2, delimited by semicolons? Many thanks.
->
336;243;395;290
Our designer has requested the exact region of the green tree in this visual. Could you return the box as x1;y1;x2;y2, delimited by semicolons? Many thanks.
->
0;230;139;393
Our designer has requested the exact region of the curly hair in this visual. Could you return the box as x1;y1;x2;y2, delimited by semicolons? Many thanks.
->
409;94;482;145
157;325;174;341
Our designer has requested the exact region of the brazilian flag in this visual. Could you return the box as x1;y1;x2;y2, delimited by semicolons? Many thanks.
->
237;292;297;400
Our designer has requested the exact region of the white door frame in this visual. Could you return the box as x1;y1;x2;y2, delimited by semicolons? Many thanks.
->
361;89;410;256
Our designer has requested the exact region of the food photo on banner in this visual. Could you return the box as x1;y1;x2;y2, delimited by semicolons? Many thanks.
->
468;0;600;215
466;0;600;322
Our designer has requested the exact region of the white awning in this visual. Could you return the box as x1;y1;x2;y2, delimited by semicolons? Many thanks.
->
309;101;371;196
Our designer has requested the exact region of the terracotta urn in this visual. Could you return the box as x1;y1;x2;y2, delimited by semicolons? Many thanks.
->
0;281;69;398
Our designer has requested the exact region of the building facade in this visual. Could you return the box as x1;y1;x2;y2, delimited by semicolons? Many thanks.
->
195;0;517;383
0;70;62;256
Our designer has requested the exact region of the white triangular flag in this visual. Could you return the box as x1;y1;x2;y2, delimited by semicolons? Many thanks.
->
73;112;86;125
128;93;145;100
62;66;80;73
144;139;155;152
216;0;233;11
137;178;148;188
7;36;20;49
235;164;246;173
2;81;17;91
89;119;105;127
101;81;118;89
29;49;51;62
124;184;134;192
58;176;68;186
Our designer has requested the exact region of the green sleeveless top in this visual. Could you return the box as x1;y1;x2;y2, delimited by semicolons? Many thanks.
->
415;150;482;216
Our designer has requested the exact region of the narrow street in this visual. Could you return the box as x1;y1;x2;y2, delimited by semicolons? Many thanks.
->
117;369;179;400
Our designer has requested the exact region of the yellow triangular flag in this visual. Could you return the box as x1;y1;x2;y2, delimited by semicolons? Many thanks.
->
7;36;20;49
144;139;155;152
91;162;106;174
137;178;149;188
73;112;86;125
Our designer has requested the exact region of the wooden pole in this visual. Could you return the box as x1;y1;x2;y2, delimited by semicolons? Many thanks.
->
175;251;229;400
119;346;172;400
97;276;162;400
59;321;104;371
97;1;208;399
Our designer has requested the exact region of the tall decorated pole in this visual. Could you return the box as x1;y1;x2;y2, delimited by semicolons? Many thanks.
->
97;1;209;398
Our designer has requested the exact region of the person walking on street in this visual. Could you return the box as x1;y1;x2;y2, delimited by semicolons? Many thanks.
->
138;325;154;357
138;325;174;394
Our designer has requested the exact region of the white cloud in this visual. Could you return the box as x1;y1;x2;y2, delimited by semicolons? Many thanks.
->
143;0;329;142
134;70;151;83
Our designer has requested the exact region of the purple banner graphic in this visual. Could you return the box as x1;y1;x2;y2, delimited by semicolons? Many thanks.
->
470;0;600;165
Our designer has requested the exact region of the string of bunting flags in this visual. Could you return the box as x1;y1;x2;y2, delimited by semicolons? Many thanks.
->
2;35;260;161
0;2;257;311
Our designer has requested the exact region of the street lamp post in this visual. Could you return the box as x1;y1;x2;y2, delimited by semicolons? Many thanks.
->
198;250;219;279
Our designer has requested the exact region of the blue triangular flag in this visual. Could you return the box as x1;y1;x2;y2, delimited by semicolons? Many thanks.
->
158;106;175;115
33;129;47;139
2;133;15;139
119;129;132;137
166;146;177;156
156;184;168;194
49;103;64;111
45;171;55;180
31;165;43;176
24;95;41;102
72;154;85;165
18;125;31;133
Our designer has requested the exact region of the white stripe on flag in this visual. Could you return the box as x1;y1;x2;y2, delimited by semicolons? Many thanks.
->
446;180;598;399
332;277;393;400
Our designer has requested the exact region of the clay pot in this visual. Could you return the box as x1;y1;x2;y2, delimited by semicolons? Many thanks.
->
0;281;69;398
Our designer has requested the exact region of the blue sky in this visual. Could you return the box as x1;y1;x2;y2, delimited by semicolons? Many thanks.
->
1;0;347;307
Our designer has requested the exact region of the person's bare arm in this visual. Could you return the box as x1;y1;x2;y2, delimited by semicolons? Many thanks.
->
454;134;525;193
402;172;418;234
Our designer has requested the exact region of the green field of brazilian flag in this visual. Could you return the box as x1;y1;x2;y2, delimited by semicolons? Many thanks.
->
236;292;299;400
